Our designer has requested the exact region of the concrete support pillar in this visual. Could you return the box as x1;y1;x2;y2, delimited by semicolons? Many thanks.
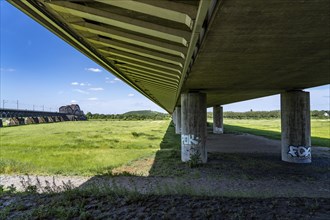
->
172;109;176;126
0;119;3;127
281;90;311;163
213;105;224;134
175;107;181;134
181;92;207;163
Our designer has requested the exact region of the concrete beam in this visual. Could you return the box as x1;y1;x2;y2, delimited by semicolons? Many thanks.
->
117;63;180;80
95;39;183;66
116;64;180;79
71;22;187;56
95;0;194;29
136;0;198;19
105;51;182;73
213;105;224;134
181;92;207;163
125;71;179;85
281;90;311;163
108;56;181;75
47;1;191;46
175;107;181;134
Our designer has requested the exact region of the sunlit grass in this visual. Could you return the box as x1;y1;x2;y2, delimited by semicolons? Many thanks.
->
222;119;329;147
0;119;328;176
0;120;170;175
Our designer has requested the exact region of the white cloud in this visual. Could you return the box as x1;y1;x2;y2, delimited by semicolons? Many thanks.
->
106;80;115;84
114;77;121;81
86;68;102;72
73;89;89;94
71;100;78;103
88;97;98;101
71;82;79;86
89;87;104;91
80;83;86;86
105;77;110;80
128;93;135;97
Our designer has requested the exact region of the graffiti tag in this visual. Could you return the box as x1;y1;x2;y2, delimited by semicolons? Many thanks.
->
287;146;311;158
214;127;223;133
182;134;200;145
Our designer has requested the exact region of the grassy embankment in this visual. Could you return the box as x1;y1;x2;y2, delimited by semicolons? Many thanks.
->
0;119;329;176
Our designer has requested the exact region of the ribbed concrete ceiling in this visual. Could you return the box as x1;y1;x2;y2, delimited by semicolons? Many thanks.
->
8;0;330;113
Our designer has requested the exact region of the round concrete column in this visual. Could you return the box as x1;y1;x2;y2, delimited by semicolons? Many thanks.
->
175;107;181;134
213;105;223;134
281;90;311;163
181;92;207;163
172;109;176;126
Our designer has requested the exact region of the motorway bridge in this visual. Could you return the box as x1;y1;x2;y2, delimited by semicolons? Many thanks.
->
8;0;330;163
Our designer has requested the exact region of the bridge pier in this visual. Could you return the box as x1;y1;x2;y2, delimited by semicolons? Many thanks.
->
181;92;207;163
172;109;176;126
0;119;2;127
213;105;224;134
38;117;46;123
32;117;39;124
25;117;34;124
175;106;181;134
281;90;311;163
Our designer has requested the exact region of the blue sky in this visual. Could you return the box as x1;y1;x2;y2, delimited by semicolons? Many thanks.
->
1;1;329;114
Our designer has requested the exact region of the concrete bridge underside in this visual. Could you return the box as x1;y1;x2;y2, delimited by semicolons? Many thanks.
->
8;0;330;112
8;0;330;164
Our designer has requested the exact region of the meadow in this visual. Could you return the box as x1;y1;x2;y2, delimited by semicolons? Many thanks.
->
0;119;329;176
223;119;329;147
0;120;171;175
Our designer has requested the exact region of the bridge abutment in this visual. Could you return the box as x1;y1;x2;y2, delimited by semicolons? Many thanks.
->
181;92;207;163
213;105;224;134
281;90;311;163
175;106;181;134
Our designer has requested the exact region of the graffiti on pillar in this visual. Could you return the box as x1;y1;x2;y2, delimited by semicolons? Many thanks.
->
181;134;200;145
287;146;311;158
214;127;223;133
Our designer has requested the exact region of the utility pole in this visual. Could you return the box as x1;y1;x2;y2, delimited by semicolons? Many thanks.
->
33;105;35;111
2;100;7;109
43;105;44;111
17;100;19;109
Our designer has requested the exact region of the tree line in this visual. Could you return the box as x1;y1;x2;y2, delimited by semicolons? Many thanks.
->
86;110;329;121
86;111;170;120
208;110;329;119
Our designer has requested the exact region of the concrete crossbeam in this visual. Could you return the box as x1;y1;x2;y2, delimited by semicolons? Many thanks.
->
71;22;187;56
95;0;194;29
47;1;191;45
181;92;207;163
281;90;311;163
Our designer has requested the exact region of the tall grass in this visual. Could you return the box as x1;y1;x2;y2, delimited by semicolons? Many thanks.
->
0;121;170;175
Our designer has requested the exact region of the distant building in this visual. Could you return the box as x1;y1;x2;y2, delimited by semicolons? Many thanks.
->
59;104;86;120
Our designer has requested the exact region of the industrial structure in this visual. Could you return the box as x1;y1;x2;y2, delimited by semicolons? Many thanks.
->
7;0;330;163
0;104;86;126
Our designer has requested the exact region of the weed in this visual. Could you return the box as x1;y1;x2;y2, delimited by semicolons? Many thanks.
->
188;149;202;168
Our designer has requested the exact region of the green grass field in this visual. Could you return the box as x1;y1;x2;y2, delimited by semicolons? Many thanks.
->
0;121;171;176
0;119;329;176
223;119;329;147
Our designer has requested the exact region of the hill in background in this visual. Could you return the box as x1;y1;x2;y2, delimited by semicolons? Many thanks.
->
123;110;165;116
